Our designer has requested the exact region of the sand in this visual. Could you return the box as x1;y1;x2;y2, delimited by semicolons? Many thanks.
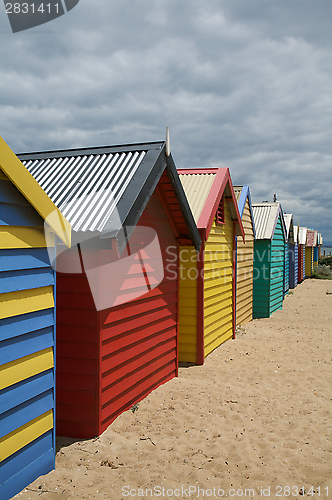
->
15;279;332;500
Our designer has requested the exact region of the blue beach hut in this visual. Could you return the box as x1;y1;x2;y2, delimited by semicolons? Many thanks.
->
283;213;294;296
0;138;70;500
289;223;298;289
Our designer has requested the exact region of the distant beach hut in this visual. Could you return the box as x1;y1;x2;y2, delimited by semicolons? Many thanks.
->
289;223;298;289
313;232;320;266
298;227;307;282
283;214;294;296
305;229;317;277
19;141;201;438
177;168;245;365
0;138;70;500
252;203;287;318
317;233;323;260
233;185;256;326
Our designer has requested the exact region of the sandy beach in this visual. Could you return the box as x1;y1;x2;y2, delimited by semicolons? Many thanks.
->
14;279;332;500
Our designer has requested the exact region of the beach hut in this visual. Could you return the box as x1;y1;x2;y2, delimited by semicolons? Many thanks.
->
18;141;201;438
317;233;323;260
177;168;245;365
0;138;70;500
298;227;307;282
289;223;298;289
313;232;320;267
283;214;294;296
252;203;287;318
305;229;317;277
233;185;256;326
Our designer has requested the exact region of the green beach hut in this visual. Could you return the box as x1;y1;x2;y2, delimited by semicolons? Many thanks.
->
252;202;286;318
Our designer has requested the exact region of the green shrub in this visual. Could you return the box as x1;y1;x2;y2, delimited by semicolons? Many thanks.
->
318;255;332;268
313;264;332;279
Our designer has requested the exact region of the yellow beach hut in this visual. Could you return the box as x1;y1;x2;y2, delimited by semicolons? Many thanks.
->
177;168;245;365
0;137;70;500
233;186;256;326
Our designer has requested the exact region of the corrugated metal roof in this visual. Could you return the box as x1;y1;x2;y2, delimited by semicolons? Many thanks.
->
233;186;243;203
178;173;216;223
298;227;307;245
18;142;202;253
283;213;292;239
21;149;147;232
252;203;280;240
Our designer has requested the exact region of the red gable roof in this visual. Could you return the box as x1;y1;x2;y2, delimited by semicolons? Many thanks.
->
177;167;245;242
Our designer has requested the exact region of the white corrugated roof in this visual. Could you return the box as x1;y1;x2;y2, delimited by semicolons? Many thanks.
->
283;214;292;239
21;150;146;232
252;203;281;240
298;227;307;245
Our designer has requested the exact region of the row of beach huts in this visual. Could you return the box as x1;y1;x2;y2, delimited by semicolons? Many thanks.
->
0;136;324;499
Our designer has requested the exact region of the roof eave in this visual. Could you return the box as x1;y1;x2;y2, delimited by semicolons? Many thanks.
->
237;185;256;239
102;145;201;254
271;204;287;241
197;168;245;242
166;154;201;252
0;136;71;247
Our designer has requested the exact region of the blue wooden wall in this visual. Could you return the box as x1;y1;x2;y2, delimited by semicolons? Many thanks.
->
283;242;289;296
0;172;56;500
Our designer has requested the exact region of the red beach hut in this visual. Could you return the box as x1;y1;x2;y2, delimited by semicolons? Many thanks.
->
19;141;201;438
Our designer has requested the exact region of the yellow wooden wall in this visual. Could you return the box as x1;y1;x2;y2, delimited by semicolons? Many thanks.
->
204;201;233;357
305;246;313;277
178;247;198;363
236;199;254;325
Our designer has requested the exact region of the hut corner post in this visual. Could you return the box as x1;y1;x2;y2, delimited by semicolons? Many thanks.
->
196;229;205;365
175;241;180;377
233;222;237;339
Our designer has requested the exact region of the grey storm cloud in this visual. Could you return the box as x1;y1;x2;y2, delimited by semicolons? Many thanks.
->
1;0;331;242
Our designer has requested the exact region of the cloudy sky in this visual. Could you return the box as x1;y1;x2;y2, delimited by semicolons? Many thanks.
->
1;0;331;243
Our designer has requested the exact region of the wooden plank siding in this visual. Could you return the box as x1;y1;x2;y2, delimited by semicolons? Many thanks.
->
236;199;254;326
270;216;285;314
178;247;197;363
253;214;285;318
313;246;319;267
298;244;305;282
0;173;56;500
253;240;271;318
284;242;289;296
204;200;233;356
56;261;99;438
98;190;178;434
305;246;314;277
289;243;298;288
55;188;179;438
